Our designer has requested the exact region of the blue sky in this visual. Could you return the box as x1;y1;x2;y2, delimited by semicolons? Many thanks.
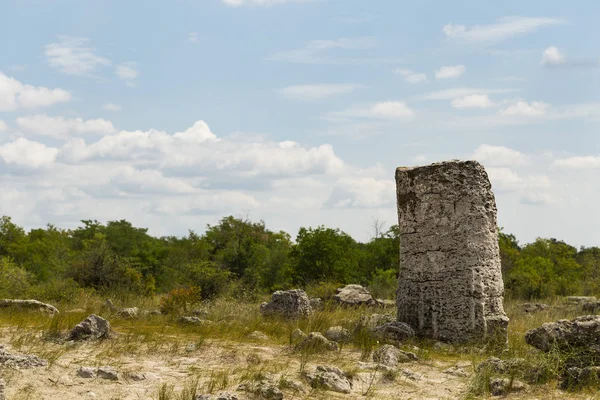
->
1;0;599;247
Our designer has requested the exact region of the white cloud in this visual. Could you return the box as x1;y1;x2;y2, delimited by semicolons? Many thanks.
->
395;68;427;84
451;94;493;109
499;101;550;117
16;115;116;139
188;32;199;42
0;120;7;132
327;101;415;121
45;36;110;76
115;63;139;86
269;37;378;64
473;144;528;167
541;46;566;65
325;177;395;208
0;138;58;168
435;65;466;79
417;87;513;101
0;72;71;111
443;17;562;44
554;156;600;169
278;84;360;101
102;103;121;112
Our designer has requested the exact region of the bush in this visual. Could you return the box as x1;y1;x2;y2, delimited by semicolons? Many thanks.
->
27;278;87;303
159;286;202;315
0;257;31;298
186;261;231;299
369;268;397;300
304;281;341;300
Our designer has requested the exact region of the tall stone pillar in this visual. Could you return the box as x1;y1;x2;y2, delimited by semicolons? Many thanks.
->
395;160;508;344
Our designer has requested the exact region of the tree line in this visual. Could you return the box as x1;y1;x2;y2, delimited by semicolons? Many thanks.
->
0;215;598;302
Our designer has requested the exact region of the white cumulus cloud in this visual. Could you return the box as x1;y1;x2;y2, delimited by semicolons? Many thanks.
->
541;46;566;65
16;115;116;139
0;72;71;111
473;144;528;167
395;68;428;84
45;36;110;76
451;94;493;109
435;65;466;79
0;138;59;168
499;101;550;117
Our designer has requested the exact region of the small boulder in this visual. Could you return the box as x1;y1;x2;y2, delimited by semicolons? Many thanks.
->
0;345;48;369
567;296;597;304
97;366;118;381
0;299;59;314
489;377;526;396
68;314;111;341
309;297;323;310
372;321;415;343
77;367;96;378
115;307;138;319
178;316;213;326
333;284;378;307
291;328;306;342
196;393;239;400
304;365;352;394
525;315;600;352
260;289;312;319
296;332;339;352
238;381;283;400
373;344;417;368
582;301;600;313
561;366;600;390
324;326;351;343
357;313;395;330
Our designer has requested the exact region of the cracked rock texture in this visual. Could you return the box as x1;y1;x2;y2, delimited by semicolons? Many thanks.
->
395;160;508;343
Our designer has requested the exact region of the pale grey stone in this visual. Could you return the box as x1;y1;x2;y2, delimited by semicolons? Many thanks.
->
324;326;351;343
309;297;323;310
525;315;600;352
305;365;352;393
260;289;312;319
238;381;283;400
178;316;213;326
373;344;417;368
295;332;339;352
248;331;269;341
567;296;597;304
291;328;306;342
395;160;509;344
0;299;58;314
115;307;139;319
68;314;111;341
0;345;48;369
372;321;415;343
334;284;378;307
97;366;118;381
77;367;96;378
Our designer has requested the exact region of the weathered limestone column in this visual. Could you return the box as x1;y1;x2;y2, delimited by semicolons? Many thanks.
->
395;160;508;344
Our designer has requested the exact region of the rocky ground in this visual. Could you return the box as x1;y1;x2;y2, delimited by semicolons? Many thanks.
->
1;292;600;399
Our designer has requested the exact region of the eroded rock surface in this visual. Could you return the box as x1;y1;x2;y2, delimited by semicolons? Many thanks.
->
372;321;415;343
525;315;600;352
295;332;339;352
324;326;351;343
260;289;312;319
0;379;5;400
334;284;378;307
372;344;417;368
0;299;58;314
395;160;509;343
304;365;352;393
0;345;47;369
68;314;111;341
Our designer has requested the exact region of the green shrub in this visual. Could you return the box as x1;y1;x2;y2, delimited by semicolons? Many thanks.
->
0;257;31;298
304;281;341;300
159;286;202;315
368;268;397;300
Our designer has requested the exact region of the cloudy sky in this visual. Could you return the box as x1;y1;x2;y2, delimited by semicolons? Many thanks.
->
1;0;599;247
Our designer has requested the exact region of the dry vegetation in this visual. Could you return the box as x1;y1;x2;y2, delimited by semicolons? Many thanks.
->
0;293;599;400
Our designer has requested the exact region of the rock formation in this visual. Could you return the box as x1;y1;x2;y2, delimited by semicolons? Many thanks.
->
68;314;111;341
395;160;508;343
260;289;312;319
333;284;379;307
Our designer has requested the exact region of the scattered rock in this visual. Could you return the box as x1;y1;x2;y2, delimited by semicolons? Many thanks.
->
377;299;396;308
399;368;422;381
525;315;600;352
396;161;509;344
196;393;238;400
238;381;283;400
295;332;339;352
304;365;352;394
372;321;415;343
77;367;96;378
65;308;86;314
489;377;526;396
567;296;597;304
582;301;600;313
477;357;528;375
333;284;378;307
127;372;147;382
309;297;323;310
444;364;469;377
260;289;312;319
0;345;48;369
97;366;118;381
68;314;111;341
278;377;306;393
357;313;395;330
248;331;269;341
324;326;351;343
115;307;139;319
433;341;454;352
372;344;417;368
0;299;59;314
0;379;5;400
560;366;600;390
178;316;213;326
520;303;550;313
291;328;306;342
